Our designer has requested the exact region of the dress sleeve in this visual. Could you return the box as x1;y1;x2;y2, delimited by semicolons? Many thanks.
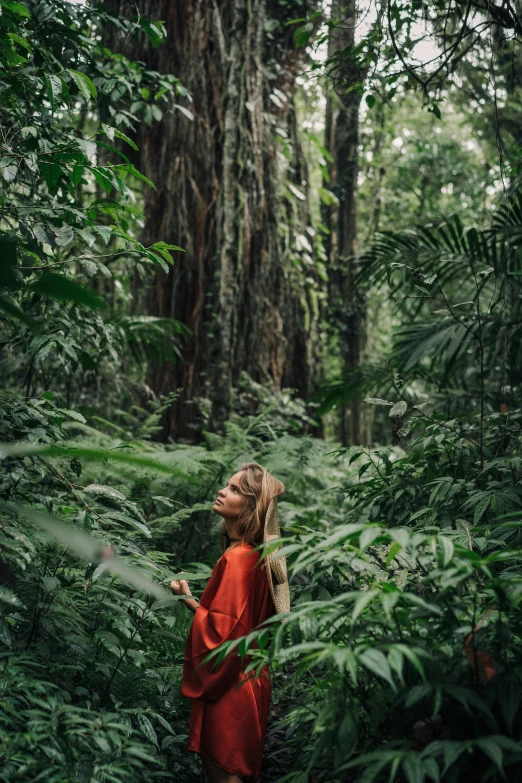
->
181;547;260;700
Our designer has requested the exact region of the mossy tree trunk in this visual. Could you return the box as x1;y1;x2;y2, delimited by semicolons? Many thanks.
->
107;0;321;438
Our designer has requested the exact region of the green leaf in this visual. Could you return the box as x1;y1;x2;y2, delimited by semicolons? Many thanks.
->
105;512;152;538
318;187;339;206
386;541;402;567
0;293;35;327
125;164;156;190
474;737;503;772
83;484;126;502
0;501;176;601
438;741;467;775
69;69;98;101
0;618;12;647
68;164;85;187
137;714;158;747
360;526;382;551
395;644;426;680
4;1;30;16
31;273;105;310
352;590;377;623
174;104;194;121
54;408;87;424
496;673;520;733
359;648;395;689
364;398;393;406
103;126;139;151
148;712;175;735
423;758;440;783
382;590;400;620
294;21;313;47
39;161;63;190
54;335;77;362
337;710;357;757
0;443;196;482
0;586;23;608
444;686;494;719
402;755;425;783
438;535;454;567
389;401;407;419
0;157;18;183
8;31;31;50
102;123;115;141
151;241;185;252
405;683;431;708
45;74;62;111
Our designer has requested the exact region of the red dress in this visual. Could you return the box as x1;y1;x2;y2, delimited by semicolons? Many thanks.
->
182;543;275;781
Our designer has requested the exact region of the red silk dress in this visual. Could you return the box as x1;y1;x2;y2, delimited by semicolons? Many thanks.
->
182;543;275;781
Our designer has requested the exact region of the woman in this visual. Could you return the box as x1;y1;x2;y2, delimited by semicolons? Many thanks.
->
170;462;289;783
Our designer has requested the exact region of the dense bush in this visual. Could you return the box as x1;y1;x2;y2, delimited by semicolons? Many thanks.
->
253;406;522;782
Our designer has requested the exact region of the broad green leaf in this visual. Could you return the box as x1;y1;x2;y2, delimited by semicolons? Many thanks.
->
83;484;126;501
0;157;18;183
0;442;196;482
174;103;194;120
389;401;408;419
474;737;503;772
352;590;377;623
405;683;431;708
359;648;395;689
69;69;98;101
0;502;176;602
438;535;454;567
45;74;62;110
402;754;425;783
0;293;35;326
0;587;22;607
137;714;158;746
0;618;12;647
31;273;105;310
360;526;382;551
382;590;400;619
496;673;520;733
4;1;30;16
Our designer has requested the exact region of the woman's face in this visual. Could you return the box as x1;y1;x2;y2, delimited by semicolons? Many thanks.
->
213;471;246;520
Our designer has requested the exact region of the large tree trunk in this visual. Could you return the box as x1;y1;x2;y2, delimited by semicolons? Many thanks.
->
323;0;368;446
108;0;321;438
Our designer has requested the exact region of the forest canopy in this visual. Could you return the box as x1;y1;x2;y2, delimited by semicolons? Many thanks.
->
2;1;522;781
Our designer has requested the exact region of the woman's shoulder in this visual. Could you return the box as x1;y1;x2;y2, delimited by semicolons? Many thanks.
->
224;542;255;554
221;542;258;562
221;544;266;576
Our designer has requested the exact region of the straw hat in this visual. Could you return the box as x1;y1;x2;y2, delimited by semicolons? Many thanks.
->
263;498;290;616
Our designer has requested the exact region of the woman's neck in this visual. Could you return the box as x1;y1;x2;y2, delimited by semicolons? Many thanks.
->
222;530;241;543
222;524;242;549
224;519;239;539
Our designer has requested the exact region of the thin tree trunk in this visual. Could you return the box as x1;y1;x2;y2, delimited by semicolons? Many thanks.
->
323;0;383;445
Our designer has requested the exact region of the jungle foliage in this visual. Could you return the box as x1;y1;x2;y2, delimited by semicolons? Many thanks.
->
2;1;522;783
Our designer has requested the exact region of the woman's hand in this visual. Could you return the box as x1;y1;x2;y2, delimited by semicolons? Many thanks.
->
170;577;191;596
170;574;199;614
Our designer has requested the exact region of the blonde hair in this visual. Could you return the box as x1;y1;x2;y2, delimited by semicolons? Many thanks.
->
218;462;285;551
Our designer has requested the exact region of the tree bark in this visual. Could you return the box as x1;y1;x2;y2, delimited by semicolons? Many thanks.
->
106;0;321;439
323;0;371;446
